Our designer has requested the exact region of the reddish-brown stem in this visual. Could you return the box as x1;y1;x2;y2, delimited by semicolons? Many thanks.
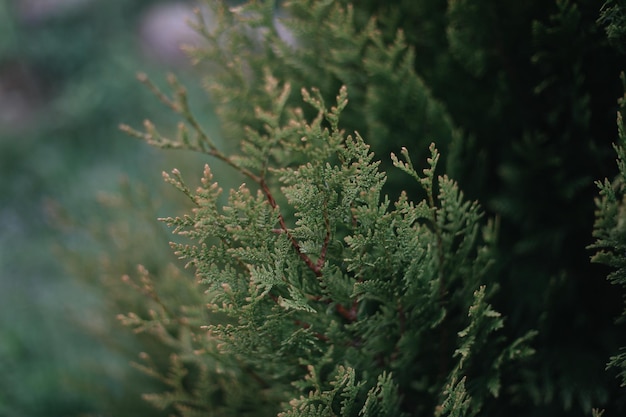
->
207;148;261;184
336;300;358;322
258;176;360;328
269;293;280;304
259;178;322;277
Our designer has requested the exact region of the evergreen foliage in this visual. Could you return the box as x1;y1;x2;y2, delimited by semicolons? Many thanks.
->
74;0;626;415
600;0;626;53
590;74;626;388
123;72;534;415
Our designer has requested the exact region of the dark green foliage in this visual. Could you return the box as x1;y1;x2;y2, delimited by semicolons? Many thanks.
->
590;74;626;388
319;1;626;413
200;2;624;414
600;0;626;53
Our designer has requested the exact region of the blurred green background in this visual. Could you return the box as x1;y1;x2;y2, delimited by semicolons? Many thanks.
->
0;1;223;415
1;1;626;416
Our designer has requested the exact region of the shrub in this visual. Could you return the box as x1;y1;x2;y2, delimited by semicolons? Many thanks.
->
121;70;537;415
68;0;626;415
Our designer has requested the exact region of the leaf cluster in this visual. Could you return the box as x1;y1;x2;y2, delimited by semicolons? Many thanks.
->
122;49;534;414
110;0;626;415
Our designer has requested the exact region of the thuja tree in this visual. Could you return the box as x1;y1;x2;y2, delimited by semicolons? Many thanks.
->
122;73;534;415
102;0;626;415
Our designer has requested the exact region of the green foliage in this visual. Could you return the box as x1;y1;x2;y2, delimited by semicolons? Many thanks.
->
590;74;626;387
122;41;536;413
181;0;458;198
37;0;626;415
600;0;626;54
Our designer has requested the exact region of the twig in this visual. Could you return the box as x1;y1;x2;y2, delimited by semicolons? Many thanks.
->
259;178;321;277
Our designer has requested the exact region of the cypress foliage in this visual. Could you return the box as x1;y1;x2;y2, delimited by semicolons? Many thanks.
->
123;73;534;415
85;0;626;415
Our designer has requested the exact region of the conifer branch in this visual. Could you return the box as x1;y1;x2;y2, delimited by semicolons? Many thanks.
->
394;144;452;378
125;73;264;184
136;72;180;113
104;1;555;414
259;178;321;277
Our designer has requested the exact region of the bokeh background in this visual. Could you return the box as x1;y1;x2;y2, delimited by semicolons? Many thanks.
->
0;1;228;415
2;1;626;416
